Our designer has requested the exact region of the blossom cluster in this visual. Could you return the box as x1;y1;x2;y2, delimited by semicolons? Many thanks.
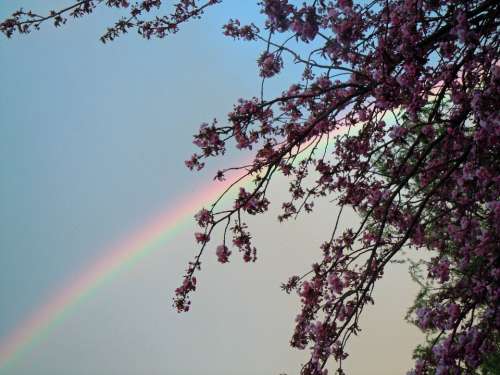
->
182;1;500;374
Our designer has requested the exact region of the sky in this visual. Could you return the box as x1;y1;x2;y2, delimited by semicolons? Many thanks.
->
1;1;423;374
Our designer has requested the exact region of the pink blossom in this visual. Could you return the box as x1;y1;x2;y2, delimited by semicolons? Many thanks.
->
215;244;231;263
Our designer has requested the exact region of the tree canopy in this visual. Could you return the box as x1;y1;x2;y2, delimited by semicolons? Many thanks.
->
2;1;499;374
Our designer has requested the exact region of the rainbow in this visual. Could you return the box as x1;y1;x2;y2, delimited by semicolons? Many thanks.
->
0;122;367;372
0;172;245;373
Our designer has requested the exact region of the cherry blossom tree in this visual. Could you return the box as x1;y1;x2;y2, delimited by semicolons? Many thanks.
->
2;1;499;374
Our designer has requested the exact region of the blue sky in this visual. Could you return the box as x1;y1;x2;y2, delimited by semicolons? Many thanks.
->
0;0;260;337
0;2;423;374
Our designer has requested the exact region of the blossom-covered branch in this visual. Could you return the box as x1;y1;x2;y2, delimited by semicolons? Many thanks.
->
0;0;221;42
